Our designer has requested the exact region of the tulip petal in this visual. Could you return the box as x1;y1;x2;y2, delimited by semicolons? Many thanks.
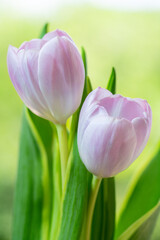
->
100;95;145;120
7;45;53;121
7;45;23;95
104;118;137;177
79;117;137;178
38;36;84;124
132;117;150;159
119;97;145;120
18;49;53;120
78;104;109;150
19;39;46;51
78;88;112;136
42;29;72;42
134;98;152;128
81;87;112;111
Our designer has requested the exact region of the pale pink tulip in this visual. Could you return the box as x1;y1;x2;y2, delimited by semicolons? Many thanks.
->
78;87;152;178
7;29;85;124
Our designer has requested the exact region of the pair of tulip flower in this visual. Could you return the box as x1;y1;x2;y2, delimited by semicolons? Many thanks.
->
7;29;152;178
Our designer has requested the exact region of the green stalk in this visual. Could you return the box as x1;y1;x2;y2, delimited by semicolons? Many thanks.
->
49;134;62;240
86;176;102;240
56;124;69;189
41;151;51;240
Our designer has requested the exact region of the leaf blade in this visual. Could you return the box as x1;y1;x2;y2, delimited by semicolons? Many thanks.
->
116;144;160;239
39;23;48;39
107;67;116;94
118;202;160;240
57;135;92;240
12;108;43;240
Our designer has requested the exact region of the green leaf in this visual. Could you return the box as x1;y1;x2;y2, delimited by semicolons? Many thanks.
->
117;202;160;240
39;23;48;39
27;109;53;239
91;172;115;240
57;135;92;240
91;178;115;240
128;203;160;240
86;76;92;94
107;67;116;94
12;109;42;240
81;46;87;78
115;144;160;239
91;182;104;240
12;108;53;240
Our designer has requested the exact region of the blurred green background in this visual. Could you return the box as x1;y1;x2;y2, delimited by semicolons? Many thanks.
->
0;5;160;240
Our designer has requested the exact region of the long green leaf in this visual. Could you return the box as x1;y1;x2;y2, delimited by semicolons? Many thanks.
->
115;144;160;239
57;135;92;240
12;108;53;240
91;178;115;240
27;109;53;239
129;203;160;240
117;202;160;240
12;108;42;240
91;182;104;240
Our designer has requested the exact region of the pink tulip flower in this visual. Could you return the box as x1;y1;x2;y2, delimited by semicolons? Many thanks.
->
78;87;152;178
7;29;85;124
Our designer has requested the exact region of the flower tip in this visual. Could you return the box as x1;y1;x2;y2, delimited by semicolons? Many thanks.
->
97;86;102;90
8;44;15;52
55;28;63;34
7;45;18;69
8;45;18;56
42;29;73;43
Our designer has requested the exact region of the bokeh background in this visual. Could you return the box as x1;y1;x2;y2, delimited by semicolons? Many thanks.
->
0;0;160;239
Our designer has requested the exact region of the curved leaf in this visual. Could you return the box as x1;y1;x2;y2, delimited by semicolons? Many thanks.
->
118;202;160;240
116;144;160;239
91;178;115;240
129;203;160;240
57;135;92;240
12;108;53;240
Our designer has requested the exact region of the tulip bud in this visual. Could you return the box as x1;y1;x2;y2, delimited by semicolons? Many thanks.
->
7;29;85;124
77;87;152;178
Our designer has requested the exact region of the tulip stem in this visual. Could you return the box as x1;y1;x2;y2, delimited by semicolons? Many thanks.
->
86;176;102;240
56;124;68;189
